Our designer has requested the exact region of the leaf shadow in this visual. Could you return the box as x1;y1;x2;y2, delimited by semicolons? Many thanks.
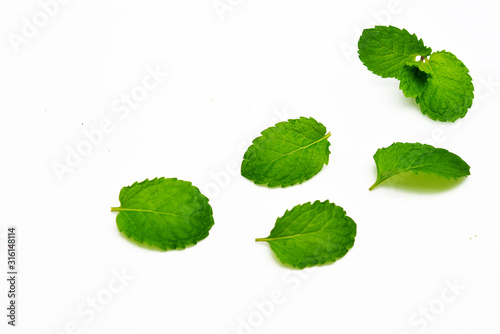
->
257;242;298;270
256;242;340;270
394;87;430;119
377;172;467;194
116;229;198;252
397;92;419;108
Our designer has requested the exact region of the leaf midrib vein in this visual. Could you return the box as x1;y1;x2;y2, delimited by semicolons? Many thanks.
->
111;207;191;218
265;132;330;164
422;57;451;109
259;230;331;242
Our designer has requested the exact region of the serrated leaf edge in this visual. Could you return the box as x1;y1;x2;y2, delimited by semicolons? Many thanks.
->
111;177;214;251
242;117;331;187
369;142;471;190
256;200;357;269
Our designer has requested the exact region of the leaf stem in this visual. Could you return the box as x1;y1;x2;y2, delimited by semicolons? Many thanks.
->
110;207;121;212
255;238;267;242
369;180;382;191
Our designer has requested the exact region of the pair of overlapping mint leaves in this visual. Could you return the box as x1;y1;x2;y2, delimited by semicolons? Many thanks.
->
111;26;472;269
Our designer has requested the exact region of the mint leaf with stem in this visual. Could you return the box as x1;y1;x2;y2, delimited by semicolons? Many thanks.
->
256;200;356;269
358;26;474;122
111;178;214;250
369;142;470;190
241;117;331;187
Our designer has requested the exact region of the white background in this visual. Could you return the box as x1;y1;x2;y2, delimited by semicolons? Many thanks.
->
1;0;499;333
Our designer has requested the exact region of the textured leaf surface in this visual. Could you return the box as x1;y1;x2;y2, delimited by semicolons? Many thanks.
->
399;64;429;98
358;25;431;79
111;178;214;250
415;51;474;122
358;26;474;122
370;142;470;190
241;117;331;187
256;201;356;269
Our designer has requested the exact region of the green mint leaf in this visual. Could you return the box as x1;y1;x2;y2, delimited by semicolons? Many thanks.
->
359;26;474;122
241;117;331;187
358;25;431;79
398;64;429;98
256;200;357;269
414;51;474;122
111;178;214;250
369;142;471;190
